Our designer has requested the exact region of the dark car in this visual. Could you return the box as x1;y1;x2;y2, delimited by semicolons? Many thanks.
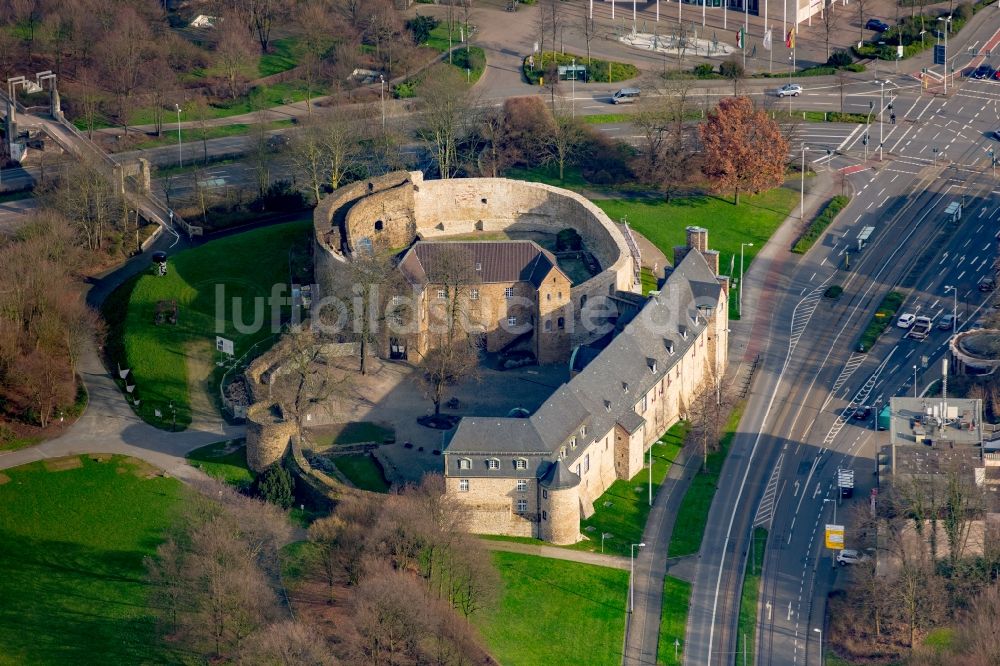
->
853;405;872;420
971;64;994;79
865;18;890;32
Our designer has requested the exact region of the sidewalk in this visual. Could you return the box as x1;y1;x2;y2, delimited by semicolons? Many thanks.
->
481;539;630;570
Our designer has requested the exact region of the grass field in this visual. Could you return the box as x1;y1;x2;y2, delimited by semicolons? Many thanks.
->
668;402;746;557
115;218;312;429
736;527;768;666
129;119;294;151
506;164;592;190
307;422;395;447
186;439;255;490
580;422;687;557
477;551;628;665
0;455;182;665
332;454;391;493
658;576;692;665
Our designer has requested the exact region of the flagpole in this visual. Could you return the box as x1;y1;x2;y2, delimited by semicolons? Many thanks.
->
769;25;773;72
724;0;727;30
703;0;706;27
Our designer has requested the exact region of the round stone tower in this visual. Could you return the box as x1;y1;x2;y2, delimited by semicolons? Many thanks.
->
538;460;582;545
245;402;297;472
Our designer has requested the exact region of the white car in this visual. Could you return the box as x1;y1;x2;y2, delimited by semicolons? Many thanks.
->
836;549;871;566
896;313;916;329
777;84;802;98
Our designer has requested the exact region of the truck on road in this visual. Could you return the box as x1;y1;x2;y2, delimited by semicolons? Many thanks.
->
907;316;933;340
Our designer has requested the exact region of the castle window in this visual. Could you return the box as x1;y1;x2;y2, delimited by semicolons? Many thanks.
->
475;262;482;271
558;292;562;299
487;458;500;470
542;510;547;520
575;464;581;476
481;198;488;204
547;293;551;301
470;289;480;301
508;316;517;326
516;479;528;492
545;320;552;332
557;317;565;330
584;454;590;473
514;458;527;470
374;220;384;231
609;284;614;295
542;489;548;499
458;458;471;470
504;287;514;299
437;289;447;300
516;499;528;513
459;479;469;492
640;395;648;411
581;294;588;308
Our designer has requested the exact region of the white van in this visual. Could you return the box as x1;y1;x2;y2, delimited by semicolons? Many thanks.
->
611;88;640;104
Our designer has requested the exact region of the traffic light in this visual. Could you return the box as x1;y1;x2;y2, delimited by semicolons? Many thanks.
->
869;100;874;110
863;134;869;145
887;103;893;111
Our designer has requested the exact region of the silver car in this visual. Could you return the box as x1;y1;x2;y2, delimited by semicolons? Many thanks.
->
777;84;802;98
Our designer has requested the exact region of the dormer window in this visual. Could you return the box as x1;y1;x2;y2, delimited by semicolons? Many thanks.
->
622;382;629;393
580;425;587;437
679;326;688;340
559;447;566;459
647;358;657;374
514;458;527;470
458;458;471;470
486;458;500;470
570;437;577;449
504;287;514;299
604;400;612;412
665;339;675;355
437;289;447;300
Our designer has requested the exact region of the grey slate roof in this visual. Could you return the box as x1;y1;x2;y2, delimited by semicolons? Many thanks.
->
444;248;723;477
398;240;566;287
539;460;581;490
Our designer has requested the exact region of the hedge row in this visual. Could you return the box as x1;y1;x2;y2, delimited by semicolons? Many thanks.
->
853;0;993;61
858;291;905;353
792;194;850;254
522;51;639;85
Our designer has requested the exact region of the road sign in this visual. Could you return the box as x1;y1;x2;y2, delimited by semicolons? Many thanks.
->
934;44;945;65
216;336;234;356
825;524;845;550
837;468;855;489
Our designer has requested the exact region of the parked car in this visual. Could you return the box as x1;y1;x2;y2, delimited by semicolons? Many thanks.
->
776;83;802;98
865;18;890;32
993;128;1000;141
994;69;1000;81
980;276;997;292
909;315;933;340
938;313;958;330
896;313;916;329
971;64;995;79
837;549;872;565
853;405;872;420
611;88;641;104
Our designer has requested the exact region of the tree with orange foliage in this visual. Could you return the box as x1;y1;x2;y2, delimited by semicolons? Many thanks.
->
699;96;788;205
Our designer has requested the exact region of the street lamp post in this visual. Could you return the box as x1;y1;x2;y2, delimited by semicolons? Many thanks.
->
938;16;952;93
800;143;807;219
945;285;958;334
571;57;576;118
913;364;918;398
813;627;823;660
740;242;754;317
174;104;182;168
878;80;886;161
630;542;646;613
379;75;386;131
601;532;613;553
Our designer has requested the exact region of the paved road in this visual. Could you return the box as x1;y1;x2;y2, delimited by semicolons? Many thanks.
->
684;61;1000;664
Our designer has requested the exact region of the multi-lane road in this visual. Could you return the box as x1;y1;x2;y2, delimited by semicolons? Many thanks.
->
685;70;1000;665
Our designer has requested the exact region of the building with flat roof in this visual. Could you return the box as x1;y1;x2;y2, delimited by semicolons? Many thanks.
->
886;396;984;479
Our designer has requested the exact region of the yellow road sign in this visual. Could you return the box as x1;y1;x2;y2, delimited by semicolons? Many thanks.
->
825;524;845;550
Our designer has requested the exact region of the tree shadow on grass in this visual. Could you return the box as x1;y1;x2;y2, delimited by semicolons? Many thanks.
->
0;531;183;665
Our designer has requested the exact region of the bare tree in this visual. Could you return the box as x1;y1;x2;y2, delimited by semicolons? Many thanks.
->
307;515;347;602
855;0;871;45
477;105;511;177
632;77;697;201
237;621;336;666
98;7;153;134
216;12;256;99
289;121;327;204
582;11;597;64
233;0;288;52
417;67;474;179
320;105;361;191
417;335;480;417
542;111;587;182
822;0;835;61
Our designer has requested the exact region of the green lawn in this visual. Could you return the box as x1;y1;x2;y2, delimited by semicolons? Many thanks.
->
641;266;659;295
736;527;768;666
425;20;469;53
332;454;391;493
658;576;692;665
114;218;312;429
668;402;746;557
186;439;255;490
596;186;799;319
580;422;687;557
0;455;183;665
307;422;395;447
129;119;294;151
258;37;304;77
477;551;628;666
506;164;592;190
